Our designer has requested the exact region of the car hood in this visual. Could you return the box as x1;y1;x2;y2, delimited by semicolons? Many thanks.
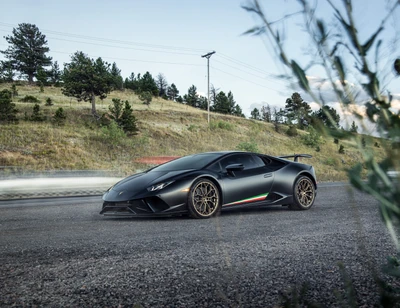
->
111;169;193;193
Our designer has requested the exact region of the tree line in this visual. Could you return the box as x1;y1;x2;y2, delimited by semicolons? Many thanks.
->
0;23;244;118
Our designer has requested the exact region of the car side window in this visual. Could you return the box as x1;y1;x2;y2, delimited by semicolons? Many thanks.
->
207;162;221;173
220;154;265;172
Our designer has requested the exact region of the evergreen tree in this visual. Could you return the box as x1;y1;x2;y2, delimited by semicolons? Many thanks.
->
176;95;183;103
183;85;199;107
53;107;66;125
198;96;208;110
284;92;311;128
109;98;138;134
110;62;123;90
232;104;245;117
120;101;139;135
251;108;261;120
0;61;15;83
212;91;230;114
1;23;52;83
156;73;168;97
167;83;179;101
138;72;158;96
350;121;358;133
0;89;18;123
49;61;62;86
62;51;114;117
124;73;139;91
36;67;48;86
311;105;340;129
30;103;45;121
227;91;236;114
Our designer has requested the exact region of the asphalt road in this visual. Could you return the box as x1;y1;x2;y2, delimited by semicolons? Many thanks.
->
0;183;397;307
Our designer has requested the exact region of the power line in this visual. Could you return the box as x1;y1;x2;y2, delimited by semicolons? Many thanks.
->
0;22;209;53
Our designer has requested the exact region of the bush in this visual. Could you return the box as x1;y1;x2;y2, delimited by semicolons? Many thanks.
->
339;144;345;154
139;91;152;105
286;125;298;137
0;89;18;123
101;121;126;146
302;126;321;147
53;107;66;125
374;142;380;148
30;104;45;122
19;95;40;103
210;120;234;131
236;141;259;152
45;97;53;106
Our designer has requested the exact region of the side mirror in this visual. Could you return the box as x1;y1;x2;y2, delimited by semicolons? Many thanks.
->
226;164;244;177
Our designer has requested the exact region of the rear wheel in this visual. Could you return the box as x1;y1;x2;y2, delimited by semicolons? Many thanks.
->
289;176;316;210
188;179;221;219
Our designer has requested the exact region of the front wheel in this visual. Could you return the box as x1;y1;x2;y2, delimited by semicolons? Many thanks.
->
188;179;221;219
289;176;316;210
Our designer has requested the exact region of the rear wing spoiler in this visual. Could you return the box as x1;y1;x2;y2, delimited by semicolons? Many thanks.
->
278;154;312;162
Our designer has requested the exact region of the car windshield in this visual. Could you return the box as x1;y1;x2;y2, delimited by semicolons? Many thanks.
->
149;153;223;172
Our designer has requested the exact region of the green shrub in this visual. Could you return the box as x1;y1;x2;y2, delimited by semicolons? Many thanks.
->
0;89;18;123
187;124;198;132
339;144;345;154
101;121;126;146
11;84;18;97
45;97;53;106
210;120;233;131
19;95;40;103
53;107;66;125
286;125;298;137
302;126;321;147
236;141;259;152
30;104;45;122
374;142;380;148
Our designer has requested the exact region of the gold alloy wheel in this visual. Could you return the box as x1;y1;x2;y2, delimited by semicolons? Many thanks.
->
192;181;219;217
295;177;315;208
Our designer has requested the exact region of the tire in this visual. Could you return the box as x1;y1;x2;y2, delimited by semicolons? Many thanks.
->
188;178;221;219
289;176;316;210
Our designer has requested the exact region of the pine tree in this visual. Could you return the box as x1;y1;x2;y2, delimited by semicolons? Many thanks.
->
285;92;311;128
1;23;52;83
183;85;199;107
30;103;45;121
0;61;15;83
251;108;261;120
62;51;114;117
138;72;158;96
350;121;358;133
167;83;179;101
49;61;62;86
53;107;66;125
0;89;18;123
110;62;123;90
120;101;138;135
212;91;230;114
36;67;48;86
261;104;272;122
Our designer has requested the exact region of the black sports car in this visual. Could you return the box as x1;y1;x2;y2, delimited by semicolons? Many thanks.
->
100;151;317;219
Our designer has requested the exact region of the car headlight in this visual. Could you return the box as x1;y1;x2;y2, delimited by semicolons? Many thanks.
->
147;181;174;192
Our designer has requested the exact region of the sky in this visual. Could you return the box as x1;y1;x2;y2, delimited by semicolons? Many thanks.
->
0;0;399;130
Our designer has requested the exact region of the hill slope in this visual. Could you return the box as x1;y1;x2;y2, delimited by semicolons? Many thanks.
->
0;83;386;181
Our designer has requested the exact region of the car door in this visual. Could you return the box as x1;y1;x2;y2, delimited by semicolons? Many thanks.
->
218;153;274;207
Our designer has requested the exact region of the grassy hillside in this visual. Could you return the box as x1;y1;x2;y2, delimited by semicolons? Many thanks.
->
0;83;388;181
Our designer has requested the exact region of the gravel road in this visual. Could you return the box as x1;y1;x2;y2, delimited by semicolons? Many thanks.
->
0;183;397;307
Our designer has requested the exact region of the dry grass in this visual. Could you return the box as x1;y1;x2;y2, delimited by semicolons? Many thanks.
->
0;83;387;180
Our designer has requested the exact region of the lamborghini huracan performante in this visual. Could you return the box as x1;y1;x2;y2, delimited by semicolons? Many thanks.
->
100;151;317;219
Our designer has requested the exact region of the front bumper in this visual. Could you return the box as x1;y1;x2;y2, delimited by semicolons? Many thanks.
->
100;196;187;217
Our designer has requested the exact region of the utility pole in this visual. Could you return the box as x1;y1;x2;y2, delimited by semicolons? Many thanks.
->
201;51;216;124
